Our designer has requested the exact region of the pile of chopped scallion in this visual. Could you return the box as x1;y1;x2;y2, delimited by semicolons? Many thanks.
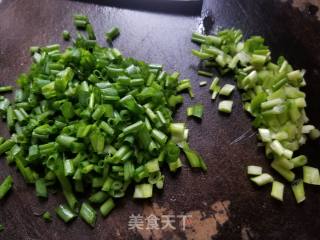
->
192;29;320;203
0;15;207;227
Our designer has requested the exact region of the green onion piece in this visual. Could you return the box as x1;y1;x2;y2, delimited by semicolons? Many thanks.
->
0;86;13;93
187;104;204;119
247;165;262;175
198;70;213;78
168;158;182;172
291;179;305;203
218;100;233;113
86;24;96;40
199;81;207;86
303;166;320;185
89;191;108;204
250;173;273;186
271;161;295;182
209;77;220;91
55;204;77;223
291;155;308;168
35;178;48;198
42;211;52;222
133;184;153;198
181;142;207;171
0;139;15;155
310;128;320;140
100;198;115;217
258;128;272;143
105;27;120;42
270;181;284;201
151;129;168;146
0;224;3;232
219;84;235;96
62;30;70;41
269;140;285;156
79;202;97;227
30;46;39;55
0;175;13;199
145;159;160;173
74;19;87;29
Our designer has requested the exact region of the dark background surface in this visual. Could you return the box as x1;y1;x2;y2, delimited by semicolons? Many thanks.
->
0;0;320;239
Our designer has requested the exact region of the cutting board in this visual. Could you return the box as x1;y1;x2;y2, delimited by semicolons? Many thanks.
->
0;0;320;239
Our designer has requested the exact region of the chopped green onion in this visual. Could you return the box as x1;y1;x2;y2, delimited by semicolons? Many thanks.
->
62;30;70;41
187;104;204;119
35;178;48;198
270;181;284;201
0;15;206;227
181;142;207;171
250;173;273;186
247;166;262;176
168;158;182;172
0;175;13;199
105;27;120;42
303;166;320;185
55;204;77;223
100;198;115;217
291;179;305;203
198;70;213;78
271;161;295;182
42;211;52;222
133;184;153;198
0;86;13;93
291;155;308;168
79;202;97;227
218;100;233;113
219;84;235;96
89;191;108;204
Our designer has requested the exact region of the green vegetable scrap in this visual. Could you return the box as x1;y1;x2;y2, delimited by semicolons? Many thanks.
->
192;29;319;203
0;15;205;227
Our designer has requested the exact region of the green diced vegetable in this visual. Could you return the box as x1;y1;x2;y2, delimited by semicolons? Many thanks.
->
133;184;153;198
250;173;273;186
0;175;13;199
218;100;233;113
303;166;320;185
55;204;77;223
291;179;305;203
79;202;97;227
100;198;115;217
42;211;52;222
219;84;235;96
191;28;318;204
187;104;204;119
271;181;284;201
62;30;70;41
247;166;262;176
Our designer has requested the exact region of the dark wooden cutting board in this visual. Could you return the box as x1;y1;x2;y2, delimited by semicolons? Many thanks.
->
0;0;320;239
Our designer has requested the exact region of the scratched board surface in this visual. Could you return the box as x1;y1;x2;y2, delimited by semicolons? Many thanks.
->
0;0;320;239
